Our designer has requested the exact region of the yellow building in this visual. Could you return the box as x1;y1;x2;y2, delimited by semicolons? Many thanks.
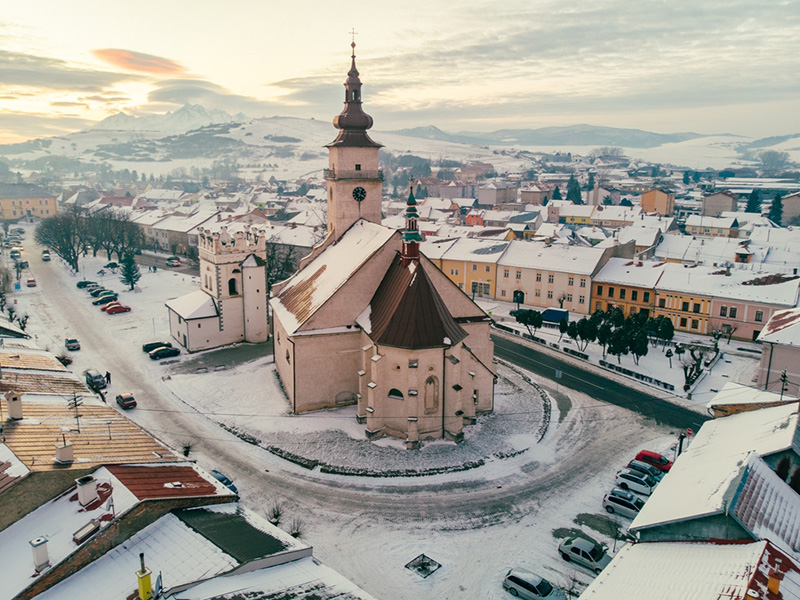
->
437;238;508;299
653;264;713;334
0;184;58;221
593;258;666;317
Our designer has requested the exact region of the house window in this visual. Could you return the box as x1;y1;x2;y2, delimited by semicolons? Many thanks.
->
458;283;463;289
568;277;574;286
659;298;666;308
720;306;727;317
730;307;738;318
450;269;458;275
472;264;477;271
755;310;764;322
579;296;585;304
548;274;554;284
580;278;586;288
691;319;699;329
643;292;650;303
680;301;689;312
693;303;700;313
504;269;509;278
516;271;521;280
631;290;638;301
501;290;506;297
680;317;688;327
567;293;573;302
547;290;553;299
535;290;541;297
608;287;615;298
536;273;542;282
597;285;603;296
619;289;626;300
596;302;603;311
485;265;490;273
286;350;291;363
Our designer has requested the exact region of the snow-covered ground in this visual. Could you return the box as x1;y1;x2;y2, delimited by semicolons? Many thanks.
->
10;226;759;599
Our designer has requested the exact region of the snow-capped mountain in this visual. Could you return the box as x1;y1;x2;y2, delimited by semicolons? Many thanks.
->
88;104;249;134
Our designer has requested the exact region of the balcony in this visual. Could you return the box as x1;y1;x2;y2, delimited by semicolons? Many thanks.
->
324;168;383;181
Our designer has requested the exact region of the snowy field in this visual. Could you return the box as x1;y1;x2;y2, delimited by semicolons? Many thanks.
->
10;226;755;599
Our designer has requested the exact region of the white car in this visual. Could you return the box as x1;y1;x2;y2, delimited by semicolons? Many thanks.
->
615;468;657;495
503;568;565;599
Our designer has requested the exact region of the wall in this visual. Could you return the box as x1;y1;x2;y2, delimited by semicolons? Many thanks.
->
635;513;749;543
757;343;800;397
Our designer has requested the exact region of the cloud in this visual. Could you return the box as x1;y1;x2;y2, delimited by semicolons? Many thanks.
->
91;49;186;75
51;101;89;108
0;49;137;92
146;79;286;116
80;94;132;104
0;110;95;141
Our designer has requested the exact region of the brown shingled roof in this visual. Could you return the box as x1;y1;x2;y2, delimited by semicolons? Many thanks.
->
366;254;466;349
106;464;220;500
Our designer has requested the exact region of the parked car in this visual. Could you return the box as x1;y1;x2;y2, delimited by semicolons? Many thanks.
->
26;278;36;287
635;450;673;472
166;257;181;267
90;287;113;297
17;260;29;269
142;340;173;353
558;537;612;575
503;568;565;599
602;488;646;519
41;252;51;261
626;459;664;481
9;249;20;259
65;338;81;351
106;304;131;314
615;468;657;495
115;393;137;409
76;280;96;289
149;346;180;360
85;369;106;390
92;294;118;305
210;469;238;494
100;301;122;312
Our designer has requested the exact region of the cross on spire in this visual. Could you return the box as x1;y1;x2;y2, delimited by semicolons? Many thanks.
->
349;28;357;54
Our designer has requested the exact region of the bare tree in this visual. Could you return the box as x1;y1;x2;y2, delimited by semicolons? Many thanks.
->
35;207;84;272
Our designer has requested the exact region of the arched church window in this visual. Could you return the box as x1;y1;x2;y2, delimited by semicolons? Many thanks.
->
228;278;238;295
388;388;404;400
424;376;439;414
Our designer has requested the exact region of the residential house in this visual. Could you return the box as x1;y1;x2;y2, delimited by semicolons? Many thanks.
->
464;208;485;226
707;382;799;418
519;184;555;206
592;258;666;316
585;186;621;206
640;188;675;216
151;208;220;255
685;214;740;238
590;204;641;229
653;264;714;334
495;240;635;314
757;307;800;398
0;183;58;221
437;237;510;298
701;190;739;216
782;191;800;226
547;200;594;225
477;182;517;206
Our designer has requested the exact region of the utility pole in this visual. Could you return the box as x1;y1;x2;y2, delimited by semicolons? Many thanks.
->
68;394;83;433
780;370;788;402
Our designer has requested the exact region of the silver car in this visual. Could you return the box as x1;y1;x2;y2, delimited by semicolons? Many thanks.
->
615;468;657;495
503;568;565;599
557;536;612;575
602;487;645;519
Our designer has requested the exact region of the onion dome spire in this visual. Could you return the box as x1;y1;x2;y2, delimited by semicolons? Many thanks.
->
327;40;382;148
402;179;422;266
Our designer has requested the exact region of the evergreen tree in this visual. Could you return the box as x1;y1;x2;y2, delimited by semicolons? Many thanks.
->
745;189;762;214
620;198;633;207
682;171;691;185
558;318;569;342
566;175;582;204
120;254;141;291
769;193;784;226
586;172;595;191
552;186;562;200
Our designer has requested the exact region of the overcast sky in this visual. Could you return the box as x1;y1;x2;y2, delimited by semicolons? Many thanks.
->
1;0;798;144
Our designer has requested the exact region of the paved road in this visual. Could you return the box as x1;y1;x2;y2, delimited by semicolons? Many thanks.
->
492;334;709;431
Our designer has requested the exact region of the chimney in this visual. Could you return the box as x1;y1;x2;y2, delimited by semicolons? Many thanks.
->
55;435;74;464
768;558;783;596
137;552;153;600
30;537;50;571
5;391;22;420
75;475;99;506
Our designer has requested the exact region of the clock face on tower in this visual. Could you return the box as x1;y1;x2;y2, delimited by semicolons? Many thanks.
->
352;186;366;202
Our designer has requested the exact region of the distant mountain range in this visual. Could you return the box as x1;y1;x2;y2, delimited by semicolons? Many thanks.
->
89;104;249;134
391;124;711;149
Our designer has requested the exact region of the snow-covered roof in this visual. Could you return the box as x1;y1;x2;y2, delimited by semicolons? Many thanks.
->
499;240;608;275
271;220;396;335
440;237;509;263
152;209;220;233
419;237;458;260
0;443;29;493
708;382;799;408
166;289;219;320
592;205;640;221
686;214;738;228
130;209;170;226
656;263;800;305
580;540;800;600
758;307;800;346
631;402;799;533
614;226;662;248
594;258;667;287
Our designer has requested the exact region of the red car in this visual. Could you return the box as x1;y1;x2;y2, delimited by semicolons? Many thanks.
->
116;393;136;409
106;304;131;314
100;301;122;312
635;450;673;472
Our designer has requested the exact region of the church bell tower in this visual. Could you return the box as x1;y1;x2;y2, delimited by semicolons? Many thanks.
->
324;41;383;241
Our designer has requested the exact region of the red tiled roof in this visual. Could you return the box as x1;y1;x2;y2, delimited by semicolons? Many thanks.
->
106;465;219;500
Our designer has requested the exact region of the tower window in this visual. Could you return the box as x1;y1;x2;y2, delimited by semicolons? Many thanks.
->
355;164;361;171
388;388;404;400
352;90;359;101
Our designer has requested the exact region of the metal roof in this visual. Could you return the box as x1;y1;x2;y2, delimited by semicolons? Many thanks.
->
106;465;220;500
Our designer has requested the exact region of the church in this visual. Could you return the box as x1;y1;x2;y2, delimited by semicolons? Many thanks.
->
270;43;496;448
